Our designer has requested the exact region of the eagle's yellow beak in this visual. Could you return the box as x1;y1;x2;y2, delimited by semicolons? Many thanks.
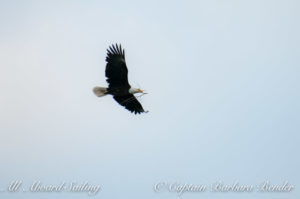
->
138;89;143;93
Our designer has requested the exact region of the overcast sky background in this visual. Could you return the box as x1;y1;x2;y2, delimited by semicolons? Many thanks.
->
0;0;299;199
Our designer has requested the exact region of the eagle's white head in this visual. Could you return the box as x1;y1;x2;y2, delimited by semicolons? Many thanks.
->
129;87;143;94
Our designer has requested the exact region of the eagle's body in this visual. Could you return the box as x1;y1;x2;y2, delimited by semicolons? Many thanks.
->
93;44;146;114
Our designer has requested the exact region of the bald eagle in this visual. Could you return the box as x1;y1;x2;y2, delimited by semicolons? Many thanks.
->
93;44;146;114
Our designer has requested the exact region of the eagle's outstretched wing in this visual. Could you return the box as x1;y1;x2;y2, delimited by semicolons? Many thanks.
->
113;94;145;114
105;44;130;90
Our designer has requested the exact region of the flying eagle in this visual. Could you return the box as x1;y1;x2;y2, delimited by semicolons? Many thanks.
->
93;44;147;114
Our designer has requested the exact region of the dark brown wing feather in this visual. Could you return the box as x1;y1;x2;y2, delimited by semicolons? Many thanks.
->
113;94;145;114
105;44;130;90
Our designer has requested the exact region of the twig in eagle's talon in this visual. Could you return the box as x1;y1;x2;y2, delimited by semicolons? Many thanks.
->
120;92;147;104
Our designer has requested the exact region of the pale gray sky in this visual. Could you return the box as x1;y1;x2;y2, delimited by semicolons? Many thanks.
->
0;0;299;198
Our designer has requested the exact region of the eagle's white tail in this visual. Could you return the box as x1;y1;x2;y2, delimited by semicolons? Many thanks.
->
93;87;108;97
